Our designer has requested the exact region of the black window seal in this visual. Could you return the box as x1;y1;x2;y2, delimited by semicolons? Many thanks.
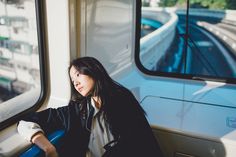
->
134;0;236;84
0;0;48;130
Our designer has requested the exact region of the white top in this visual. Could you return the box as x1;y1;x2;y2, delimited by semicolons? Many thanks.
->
87;99;114;157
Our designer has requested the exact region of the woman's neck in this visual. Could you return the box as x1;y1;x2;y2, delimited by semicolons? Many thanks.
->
92;96;101;109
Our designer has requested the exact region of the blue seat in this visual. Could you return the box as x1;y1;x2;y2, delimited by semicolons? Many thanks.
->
20;130;65;157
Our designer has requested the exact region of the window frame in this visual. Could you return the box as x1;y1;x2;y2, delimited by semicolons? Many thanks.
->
0;0;48;130
135;0;236;84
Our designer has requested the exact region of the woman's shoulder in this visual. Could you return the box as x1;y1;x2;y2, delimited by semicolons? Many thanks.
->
67;98;87;110
114;86;134;98
113;85;146;114
111;86;140;110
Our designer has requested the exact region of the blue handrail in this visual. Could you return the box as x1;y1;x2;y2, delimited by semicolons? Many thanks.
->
20;130;65;157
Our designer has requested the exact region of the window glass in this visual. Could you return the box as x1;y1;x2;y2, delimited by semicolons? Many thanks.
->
139;0;236;82
0;0;42;123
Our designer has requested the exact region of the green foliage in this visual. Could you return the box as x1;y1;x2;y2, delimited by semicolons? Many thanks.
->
158;0;235;10
178;0;186;4
211;0;226;9
190;0;228;9
142;0;150;7
176;0;187;8
226;0;236;9
159;0;178;7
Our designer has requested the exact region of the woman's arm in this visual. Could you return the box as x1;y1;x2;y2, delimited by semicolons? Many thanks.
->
17;120;44;141
17;105;73;156
17;121;59;157
20;102;77;134
31;132;59;157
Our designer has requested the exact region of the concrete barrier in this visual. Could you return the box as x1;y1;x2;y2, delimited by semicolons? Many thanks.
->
140;7;178;70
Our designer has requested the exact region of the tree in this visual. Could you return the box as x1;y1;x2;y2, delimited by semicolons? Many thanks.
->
159;0;178;7
226;0;236;9
189;0;226;9
142;0;150;7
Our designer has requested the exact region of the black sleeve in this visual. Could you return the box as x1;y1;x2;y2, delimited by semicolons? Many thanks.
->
22;101;79;134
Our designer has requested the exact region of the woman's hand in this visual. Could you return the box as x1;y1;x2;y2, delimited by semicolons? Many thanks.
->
31;132;59;157
44;145;59;157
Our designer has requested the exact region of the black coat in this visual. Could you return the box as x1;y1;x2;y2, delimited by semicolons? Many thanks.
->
23;89;163;157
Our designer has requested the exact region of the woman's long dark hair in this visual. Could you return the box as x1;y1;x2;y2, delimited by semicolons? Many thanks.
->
69;56;121;101
68;57;145;137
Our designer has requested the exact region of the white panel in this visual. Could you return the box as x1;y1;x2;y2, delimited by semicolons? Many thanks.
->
141;96;236;157
46;0;71;107
85;0;133;76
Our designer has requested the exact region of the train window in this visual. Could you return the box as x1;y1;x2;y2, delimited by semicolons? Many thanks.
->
137;0;236;83
0;0;45;128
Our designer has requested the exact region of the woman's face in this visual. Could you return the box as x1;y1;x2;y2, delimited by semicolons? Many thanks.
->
69;66;95;97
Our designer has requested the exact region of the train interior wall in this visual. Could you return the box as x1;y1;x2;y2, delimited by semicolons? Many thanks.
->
0;0;236;157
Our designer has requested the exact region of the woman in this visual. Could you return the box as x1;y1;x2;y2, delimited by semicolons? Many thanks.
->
17;57;163;157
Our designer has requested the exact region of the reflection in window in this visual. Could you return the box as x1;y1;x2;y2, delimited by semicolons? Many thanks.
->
0;0;41;123
139;0;236;81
